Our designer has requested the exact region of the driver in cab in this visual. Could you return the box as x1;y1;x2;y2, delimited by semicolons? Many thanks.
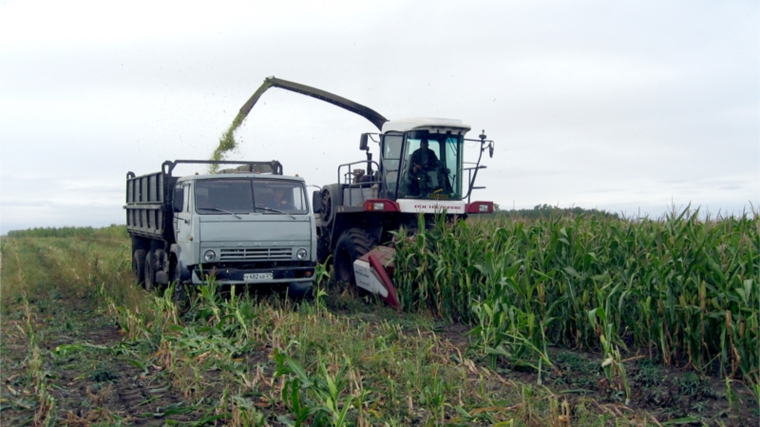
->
408;139;443;196
270;188;295;211
410;139;439;175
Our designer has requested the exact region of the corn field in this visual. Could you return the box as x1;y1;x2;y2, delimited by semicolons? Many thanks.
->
393;208;760;388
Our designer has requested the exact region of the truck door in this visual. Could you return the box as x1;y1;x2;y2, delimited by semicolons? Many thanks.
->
174;183;192;248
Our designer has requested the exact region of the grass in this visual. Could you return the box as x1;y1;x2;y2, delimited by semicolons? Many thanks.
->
1;220;758;425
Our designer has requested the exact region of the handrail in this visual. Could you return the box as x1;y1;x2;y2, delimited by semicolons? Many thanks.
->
337;160;382;206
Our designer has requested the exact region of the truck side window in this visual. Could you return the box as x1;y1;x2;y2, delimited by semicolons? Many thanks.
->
183;185;190;212
173;185;184;213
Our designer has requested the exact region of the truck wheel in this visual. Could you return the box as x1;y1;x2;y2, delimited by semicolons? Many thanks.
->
172;282;187;308
133;249;146;286
333;228;376;285
144;251;156;291
171;264;188;310
288;281;314;299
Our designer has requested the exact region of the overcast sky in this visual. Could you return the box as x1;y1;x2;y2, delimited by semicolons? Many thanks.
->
1;0;758;233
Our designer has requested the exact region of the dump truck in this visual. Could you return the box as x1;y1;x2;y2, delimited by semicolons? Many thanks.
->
126;159;317;301
230;77;495;307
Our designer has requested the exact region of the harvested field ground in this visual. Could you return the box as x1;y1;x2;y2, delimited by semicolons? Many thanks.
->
1;296;190;426
1;225;758;426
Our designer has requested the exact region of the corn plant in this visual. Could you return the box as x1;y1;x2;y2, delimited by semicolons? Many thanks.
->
393;207;759;391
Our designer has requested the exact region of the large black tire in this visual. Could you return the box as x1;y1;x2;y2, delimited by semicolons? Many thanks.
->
320;188;335;226
132;249;146;287
287;281;314;299
144;251;156;291
317;230;331;264
171;263;188;310
333;228;376;285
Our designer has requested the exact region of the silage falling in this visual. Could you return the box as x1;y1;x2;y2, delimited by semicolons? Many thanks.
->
209;111;246;173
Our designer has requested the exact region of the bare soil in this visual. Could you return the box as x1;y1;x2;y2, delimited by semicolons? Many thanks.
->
2;290;758;426
434;322;759;426
1;296;193;426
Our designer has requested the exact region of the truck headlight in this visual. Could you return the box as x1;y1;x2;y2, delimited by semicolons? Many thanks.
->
296;248;308;260
204;250;216;261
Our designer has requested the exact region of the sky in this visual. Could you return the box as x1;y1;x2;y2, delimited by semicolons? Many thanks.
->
1;0;758;234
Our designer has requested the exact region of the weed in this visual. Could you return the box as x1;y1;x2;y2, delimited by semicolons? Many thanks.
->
635;359;662;387
678;372;702;396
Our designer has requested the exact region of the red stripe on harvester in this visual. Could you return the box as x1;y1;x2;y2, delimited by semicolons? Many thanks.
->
368;253;400;309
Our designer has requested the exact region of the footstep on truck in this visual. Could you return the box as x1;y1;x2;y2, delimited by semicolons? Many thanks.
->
126;160;317;302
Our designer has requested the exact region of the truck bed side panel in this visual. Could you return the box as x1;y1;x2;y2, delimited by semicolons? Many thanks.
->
126;172;174;240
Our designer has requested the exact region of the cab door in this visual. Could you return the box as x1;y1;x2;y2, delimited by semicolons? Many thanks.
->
173;183;193;251
379;133;404;199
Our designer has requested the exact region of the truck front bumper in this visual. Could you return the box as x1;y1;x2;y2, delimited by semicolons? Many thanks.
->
190;263;316;285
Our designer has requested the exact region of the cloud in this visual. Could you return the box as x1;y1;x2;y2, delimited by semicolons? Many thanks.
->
0;175;124;233
0;0;757;231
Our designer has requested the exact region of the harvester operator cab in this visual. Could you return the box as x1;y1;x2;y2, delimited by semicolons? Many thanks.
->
377;121;468;202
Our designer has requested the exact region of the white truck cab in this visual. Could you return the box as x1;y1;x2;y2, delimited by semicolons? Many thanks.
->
126;160;316;299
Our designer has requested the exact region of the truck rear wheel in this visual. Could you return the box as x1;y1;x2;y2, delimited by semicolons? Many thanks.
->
133;249;146;286
144;251;156;291
333;228;376;285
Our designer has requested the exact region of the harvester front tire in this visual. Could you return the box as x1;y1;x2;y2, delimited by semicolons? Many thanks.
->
133;249;146;287
333;229;376;285
317;230;331;264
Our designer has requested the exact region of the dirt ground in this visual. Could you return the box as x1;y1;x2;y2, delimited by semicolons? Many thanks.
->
2;291;758;426
1;296;194;426
435;322;759;426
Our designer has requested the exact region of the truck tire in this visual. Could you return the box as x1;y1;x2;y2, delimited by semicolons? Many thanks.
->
133;249;146;286
144;251;156;291
333;228;376;285
288;281;314;299
171;263;188;311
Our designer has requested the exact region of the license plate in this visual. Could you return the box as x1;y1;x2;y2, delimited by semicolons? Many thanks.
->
244;272;273;281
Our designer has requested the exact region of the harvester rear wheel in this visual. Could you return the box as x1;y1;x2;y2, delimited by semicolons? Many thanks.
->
333;228;376;286
320;188;335;226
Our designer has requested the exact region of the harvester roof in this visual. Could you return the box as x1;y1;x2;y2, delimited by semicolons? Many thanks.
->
381;117;471;134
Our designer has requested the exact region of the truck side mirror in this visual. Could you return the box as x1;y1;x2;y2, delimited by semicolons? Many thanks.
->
312;190;322;213
359;133;369;151
173;187;184;213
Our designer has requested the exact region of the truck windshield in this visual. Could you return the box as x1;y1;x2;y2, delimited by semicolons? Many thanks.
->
195;179;308;215
396;131;463;200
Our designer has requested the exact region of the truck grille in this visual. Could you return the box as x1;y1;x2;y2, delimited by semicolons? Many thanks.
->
220;248;293;261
